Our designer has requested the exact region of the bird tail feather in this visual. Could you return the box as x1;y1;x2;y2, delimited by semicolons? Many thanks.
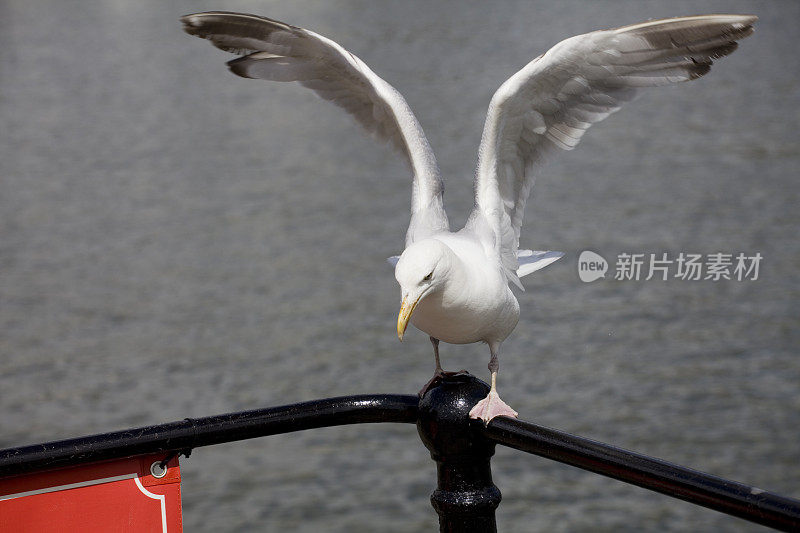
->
517;250;564;278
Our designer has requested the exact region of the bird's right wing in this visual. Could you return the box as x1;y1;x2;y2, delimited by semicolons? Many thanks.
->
181;12;449;245
465;14;756;287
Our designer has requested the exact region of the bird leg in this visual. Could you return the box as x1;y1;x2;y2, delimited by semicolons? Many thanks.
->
432;336;443;374
418;337;468;397
469;351;519;424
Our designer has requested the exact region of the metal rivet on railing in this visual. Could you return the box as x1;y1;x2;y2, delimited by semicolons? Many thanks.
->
150;461;168;479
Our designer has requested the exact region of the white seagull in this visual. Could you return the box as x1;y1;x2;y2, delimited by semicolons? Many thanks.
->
181;12;756;422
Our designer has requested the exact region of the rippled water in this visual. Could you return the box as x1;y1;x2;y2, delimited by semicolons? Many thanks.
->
1;1;798;531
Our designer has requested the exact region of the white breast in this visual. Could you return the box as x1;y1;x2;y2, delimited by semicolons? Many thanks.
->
410;234;520;345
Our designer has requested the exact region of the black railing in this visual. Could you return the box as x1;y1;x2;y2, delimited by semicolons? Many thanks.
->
1;374;798;531
0;394;417;478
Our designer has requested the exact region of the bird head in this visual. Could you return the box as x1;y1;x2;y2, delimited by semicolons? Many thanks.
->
394;239;451;341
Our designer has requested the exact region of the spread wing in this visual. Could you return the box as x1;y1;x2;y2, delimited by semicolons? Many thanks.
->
181;12;449;245
465;14;756;288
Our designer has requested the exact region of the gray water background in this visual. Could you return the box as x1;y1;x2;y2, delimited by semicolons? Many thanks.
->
1;0;798;531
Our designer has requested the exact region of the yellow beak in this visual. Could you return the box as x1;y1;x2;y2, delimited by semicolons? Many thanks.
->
397;295;420;341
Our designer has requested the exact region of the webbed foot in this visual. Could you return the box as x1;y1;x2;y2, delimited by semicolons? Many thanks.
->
468;390;518;424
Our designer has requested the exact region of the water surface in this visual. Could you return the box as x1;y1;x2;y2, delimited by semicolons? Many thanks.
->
1;1;798;531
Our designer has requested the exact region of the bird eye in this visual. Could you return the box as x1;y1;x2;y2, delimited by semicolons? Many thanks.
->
423;271;433;281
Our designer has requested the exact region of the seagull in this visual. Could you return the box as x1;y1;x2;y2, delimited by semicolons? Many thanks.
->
181;12;756;423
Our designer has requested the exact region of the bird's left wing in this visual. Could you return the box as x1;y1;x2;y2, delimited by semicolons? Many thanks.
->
181;12;448;244
464;14;756;288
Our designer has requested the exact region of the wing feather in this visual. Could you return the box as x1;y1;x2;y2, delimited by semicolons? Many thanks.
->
466;14;756;285
181;12;449;244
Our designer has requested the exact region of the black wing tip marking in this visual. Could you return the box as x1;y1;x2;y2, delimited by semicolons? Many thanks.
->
180;11;298;37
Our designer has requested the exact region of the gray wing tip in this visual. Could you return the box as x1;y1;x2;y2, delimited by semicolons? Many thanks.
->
181;11;306;59
180;12;238;39
180;13;206;36
226;56;254;79
180;11;242;32
180;11;298;36
613;14;758;47
707;41;739;59
615;13;758;31
726;14;758;25
614;13;756;80
688;61;713;79
699;13;758;25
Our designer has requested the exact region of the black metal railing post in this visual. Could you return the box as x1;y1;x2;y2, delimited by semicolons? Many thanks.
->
2;378;798;530
417;374;502;533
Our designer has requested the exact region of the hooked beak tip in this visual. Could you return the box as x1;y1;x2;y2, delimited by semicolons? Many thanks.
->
397;295;415;342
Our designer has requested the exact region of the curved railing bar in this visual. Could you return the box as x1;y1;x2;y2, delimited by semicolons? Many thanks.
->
0;394;419;478
483;417;800;532
1;381;798;532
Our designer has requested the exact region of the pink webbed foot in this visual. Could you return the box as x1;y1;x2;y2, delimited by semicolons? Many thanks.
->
469;390;519;424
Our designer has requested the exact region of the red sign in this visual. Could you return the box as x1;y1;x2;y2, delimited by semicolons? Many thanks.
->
0;454;183;532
